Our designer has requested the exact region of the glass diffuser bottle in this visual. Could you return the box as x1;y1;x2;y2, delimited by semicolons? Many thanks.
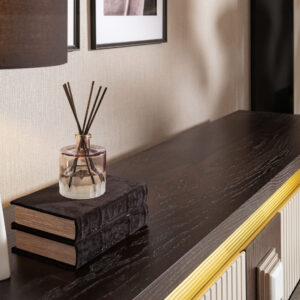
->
59;134;106;199
61;81;108;199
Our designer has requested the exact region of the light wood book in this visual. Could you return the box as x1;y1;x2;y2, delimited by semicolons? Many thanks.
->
15;206;75;240
16;231;76;266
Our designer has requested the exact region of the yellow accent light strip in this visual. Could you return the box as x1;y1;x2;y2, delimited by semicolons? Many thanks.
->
166;169;300;300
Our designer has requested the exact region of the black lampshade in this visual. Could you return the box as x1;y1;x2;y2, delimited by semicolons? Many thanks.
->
0;0;68;69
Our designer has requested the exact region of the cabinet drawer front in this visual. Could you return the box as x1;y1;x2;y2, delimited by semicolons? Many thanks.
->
198;252;246;300
281;190;300;300
167;170;300;300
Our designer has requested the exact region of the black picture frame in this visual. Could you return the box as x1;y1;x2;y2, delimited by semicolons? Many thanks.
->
68;0;80;51
90;0;167;50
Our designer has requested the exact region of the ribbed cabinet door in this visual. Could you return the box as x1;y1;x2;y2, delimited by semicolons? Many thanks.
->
281;190;300;300
199;252;246;300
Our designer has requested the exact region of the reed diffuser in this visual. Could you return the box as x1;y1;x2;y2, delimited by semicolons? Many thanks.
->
59;81;108;199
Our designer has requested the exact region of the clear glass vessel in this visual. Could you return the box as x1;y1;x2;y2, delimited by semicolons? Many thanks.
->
59;134;106;199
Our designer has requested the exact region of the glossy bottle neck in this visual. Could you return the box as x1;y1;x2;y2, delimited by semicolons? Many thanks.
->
75;134;91;151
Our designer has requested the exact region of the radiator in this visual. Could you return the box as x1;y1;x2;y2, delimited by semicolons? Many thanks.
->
281;190;300;300
198;252;246;300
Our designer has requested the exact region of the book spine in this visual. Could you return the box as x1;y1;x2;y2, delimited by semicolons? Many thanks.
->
76;204;148;268
76;183;148;242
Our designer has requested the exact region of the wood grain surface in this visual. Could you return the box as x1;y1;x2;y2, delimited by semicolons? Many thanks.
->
2;111;300;300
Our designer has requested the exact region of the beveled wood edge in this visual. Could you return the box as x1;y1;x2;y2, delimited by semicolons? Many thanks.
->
135;155;300;300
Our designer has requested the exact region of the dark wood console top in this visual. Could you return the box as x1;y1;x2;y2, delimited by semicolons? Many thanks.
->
2;111;300;300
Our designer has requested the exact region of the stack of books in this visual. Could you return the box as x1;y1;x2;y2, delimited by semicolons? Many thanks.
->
11;175;148;269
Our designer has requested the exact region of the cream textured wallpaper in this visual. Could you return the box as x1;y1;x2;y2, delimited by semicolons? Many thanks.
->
0;0;249;206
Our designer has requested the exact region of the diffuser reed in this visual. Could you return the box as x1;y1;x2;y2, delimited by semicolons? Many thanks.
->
59;82;108;199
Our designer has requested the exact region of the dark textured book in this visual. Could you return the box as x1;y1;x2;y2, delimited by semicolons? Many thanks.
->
12;204;148;269
11;175;148;242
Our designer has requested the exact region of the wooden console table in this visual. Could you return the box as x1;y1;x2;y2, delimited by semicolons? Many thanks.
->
2;110;300;299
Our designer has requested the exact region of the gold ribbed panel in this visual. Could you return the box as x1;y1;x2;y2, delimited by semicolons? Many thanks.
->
166;169;300;300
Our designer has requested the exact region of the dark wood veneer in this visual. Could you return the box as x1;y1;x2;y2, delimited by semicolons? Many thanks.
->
2;111;300;299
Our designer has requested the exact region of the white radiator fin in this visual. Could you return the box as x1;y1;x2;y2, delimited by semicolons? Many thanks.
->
199;252;246;300
281;190;300;300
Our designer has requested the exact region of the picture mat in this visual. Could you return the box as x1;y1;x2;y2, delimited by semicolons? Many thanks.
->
68;0;75;46
95;0;163;45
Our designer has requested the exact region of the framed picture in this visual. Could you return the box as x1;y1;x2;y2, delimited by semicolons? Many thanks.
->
68;0;80;51
91;0;167;49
